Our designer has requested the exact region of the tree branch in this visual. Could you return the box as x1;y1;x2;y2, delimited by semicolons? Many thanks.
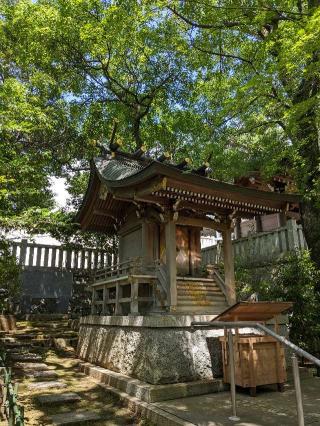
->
167;5;244;30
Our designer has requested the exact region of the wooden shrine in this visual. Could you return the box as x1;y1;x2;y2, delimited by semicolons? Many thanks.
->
76;148;300;316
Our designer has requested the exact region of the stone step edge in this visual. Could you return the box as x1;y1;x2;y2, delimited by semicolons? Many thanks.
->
104;382;196;426
86;378;196;426
78;361;226;404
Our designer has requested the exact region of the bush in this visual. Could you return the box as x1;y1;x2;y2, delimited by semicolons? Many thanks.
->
0;238;21;313
235;250;320;355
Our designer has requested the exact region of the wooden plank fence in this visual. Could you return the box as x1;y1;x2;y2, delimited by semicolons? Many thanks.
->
202;220;307;265
9;239;112;271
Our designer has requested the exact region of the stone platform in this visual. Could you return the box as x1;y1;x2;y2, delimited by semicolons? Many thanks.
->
77;315;224;384
77;315;267;385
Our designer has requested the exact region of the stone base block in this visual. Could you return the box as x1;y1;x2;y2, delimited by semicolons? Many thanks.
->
77;315;288;386
79;361;227;402
77;315;226;385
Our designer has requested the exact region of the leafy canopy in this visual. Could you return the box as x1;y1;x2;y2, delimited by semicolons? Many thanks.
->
1;1;320;253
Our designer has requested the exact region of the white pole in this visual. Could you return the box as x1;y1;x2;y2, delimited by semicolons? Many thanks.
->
292;354;304;426
228;330;240;421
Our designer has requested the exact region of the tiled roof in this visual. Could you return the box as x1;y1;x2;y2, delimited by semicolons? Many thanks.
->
95;154;151;182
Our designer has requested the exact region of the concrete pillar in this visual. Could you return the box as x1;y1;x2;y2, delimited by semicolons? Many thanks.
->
165;218;177;311
222;227;236;305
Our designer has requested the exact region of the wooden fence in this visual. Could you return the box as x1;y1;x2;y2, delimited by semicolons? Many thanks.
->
9;239;112;271
202;220;307;265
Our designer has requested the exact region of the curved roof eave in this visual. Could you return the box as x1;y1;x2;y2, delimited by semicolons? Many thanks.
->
96;159;301;205
74;160;100;225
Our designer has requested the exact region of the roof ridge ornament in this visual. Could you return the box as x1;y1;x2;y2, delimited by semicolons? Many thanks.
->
175;157;191;170
157;152;171;163
192;162;212;177
133;145;147;159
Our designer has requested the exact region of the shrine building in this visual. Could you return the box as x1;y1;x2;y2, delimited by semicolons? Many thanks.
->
76;148;300;317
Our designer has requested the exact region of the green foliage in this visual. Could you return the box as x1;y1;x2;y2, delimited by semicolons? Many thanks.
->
236;250;320;354
1;0;320;259
0;238;21;313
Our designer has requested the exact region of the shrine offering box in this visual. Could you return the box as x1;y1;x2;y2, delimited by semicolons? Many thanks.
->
214;301;292;396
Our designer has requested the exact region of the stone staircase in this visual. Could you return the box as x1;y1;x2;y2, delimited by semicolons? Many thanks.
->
176;278;228;314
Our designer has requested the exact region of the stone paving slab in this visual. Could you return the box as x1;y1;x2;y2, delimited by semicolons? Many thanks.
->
15;362;49;371
0;337;16;342
2;340;25;346
154;377;320;425
26;370;58;379
28;380;67;390
49;410;104;425
11;353;42;362
6;347;31;353
36;392;81;405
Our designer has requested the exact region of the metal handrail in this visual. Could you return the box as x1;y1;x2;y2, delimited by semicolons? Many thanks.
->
191;320;320;426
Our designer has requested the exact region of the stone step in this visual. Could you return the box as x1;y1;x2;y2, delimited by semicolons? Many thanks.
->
12;333;38;339
177;299;227;306
79;362;226;403
4;342;32;349
11;353;43;362
36;392;81;405
49;410;104;425
175;306;226;314
15;362;49;371
28;380;67;391
6;347;32;353
0;337;17;343
178;290;224;296
26;370;58;379
177;282;218;286
178;291;225;297
177;296;226;305
177;286;221;292
177;288;222;294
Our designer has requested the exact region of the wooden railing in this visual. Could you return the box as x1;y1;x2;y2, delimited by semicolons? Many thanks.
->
92;258;169;314
94;259;138;283
9;239;111;271
202;220;307;266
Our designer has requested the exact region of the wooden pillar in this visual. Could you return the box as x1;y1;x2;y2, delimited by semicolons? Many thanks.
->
222;227;236;305
234;218;242;240
141;221;153;264
130;279;139;315
91;289;96;315
255;215;263;233
114;283;120;315
102;285;107;315
279;212;287;228
165;218;177;311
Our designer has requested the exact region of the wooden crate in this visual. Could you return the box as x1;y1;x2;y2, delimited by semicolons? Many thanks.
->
219;334;287;396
